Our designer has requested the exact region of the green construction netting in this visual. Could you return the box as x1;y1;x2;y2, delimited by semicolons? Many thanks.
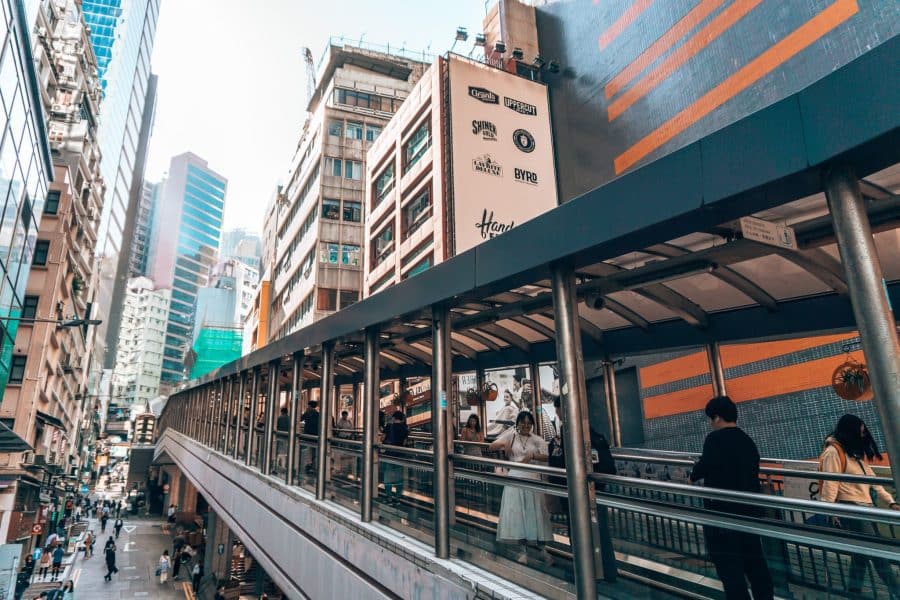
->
190;326;243;380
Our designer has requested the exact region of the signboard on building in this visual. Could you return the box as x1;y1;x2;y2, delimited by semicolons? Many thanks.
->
534;0;900;202
447;55;559;255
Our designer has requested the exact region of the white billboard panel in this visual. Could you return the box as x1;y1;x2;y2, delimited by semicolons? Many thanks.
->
448;56;558;255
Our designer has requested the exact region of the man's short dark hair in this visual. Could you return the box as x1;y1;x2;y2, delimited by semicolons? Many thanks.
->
280;407;288;414
308;400;318;409
341;410;348;417
705;396;738;423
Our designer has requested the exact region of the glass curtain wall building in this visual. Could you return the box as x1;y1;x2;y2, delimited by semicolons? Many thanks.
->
148;153;227;386
0;0;52;394
80;0;159;376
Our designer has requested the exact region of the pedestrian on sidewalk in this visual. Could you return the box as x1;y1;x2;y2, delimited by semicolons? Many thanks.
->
50;545;64;580
172;547;186;581
82;531;93;559
167;504;176;523
191;561;203;592
100;513;108;534
37;546;51;579
61;580;74;600
103;541;118;582
690;396;774;600
214;586;226;600
21;553;34;582
115;501;122;519
158;550;171;584
113;518;123;539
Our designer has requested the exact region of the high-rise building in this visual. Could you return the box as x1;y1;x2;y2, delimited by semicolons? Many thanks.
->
0;0;104;547
148;152;227;386
81;0;159;377
266;40;428;341
220;228;262;271
0;0;53;400
110;276;169;436
129;179;157;277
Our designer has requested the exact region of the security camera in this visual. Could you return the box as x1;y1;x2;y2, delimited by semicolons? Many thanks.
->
584;292;605;311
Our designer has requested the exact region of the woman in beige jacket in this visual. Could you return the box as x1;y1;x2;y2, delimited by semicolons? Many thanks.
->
819;414;899;596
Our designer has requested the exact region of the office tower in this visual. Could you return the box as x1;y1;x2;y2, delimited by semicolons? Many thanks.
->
267;40;428;341
110;276;169;438
220;228;262;271
148;152;227;386
0;0;102;545
129;179;158;277
80;0;159;378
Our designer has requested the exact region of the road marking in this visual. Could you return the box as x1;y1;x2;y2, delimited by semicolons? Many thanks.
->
123;525;137;533
123;541;136;552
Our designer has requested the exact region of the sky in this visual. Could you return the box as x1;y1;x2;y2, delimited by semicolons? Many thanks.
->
145;0;487;232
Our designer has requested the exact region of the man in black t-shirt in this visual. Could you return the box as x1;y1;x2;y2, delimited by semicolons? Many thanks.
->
691;396;773;600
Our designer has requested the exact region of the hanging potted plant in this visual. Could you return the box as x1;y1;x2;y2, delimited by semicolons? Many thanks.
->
831;359;870;400
482;382;499;402
71;275;85;296
465;388;481;406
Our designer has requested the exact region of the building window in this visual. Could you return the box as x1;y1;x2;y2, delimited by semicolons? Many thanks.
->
325;157;342;177
341;244;360;267
317;288;337;311
403;254;433;280
9;356;26;384
373;163;394;208
327;120;343;137
372;223;395;267
22;296;38;320
403;119;432;174
33;240;50;266
322;198;340;220
319;242;339;264
346;122;363;140
342;201;362;223
344;160;362;180
333;88;396;113
339;290;359;308
366;125;382;142
402;186;432;240
44;191;61;215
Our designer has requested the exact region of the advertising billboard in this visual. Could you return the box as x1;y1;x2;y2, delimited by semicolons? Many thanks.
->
447;55;559;255
535;0;900;202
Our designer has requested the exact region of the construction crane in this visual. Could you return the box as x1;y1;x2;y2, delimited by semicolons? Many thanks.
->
302;47;315;104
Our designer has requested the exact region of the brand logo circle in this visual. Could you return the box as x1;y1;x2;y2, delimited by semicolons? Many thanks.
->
513;129;535;153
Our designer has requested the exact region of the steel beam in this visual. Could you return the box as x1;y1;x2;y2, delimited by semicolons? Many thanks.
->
316;342;335;500
361;327;380;522
288;352;303;486
707;342;727;397
604;361;622;447
246;368;260;467
432;305;452;558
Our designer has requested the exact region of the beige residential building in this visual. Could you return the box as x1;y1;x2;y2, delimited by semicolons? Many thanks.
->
265;40;429;341
0;0;105;544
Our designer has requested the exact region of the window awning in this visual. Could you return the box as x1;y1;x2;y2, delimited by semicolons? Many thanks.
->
36;411;66;431
0;421;32;453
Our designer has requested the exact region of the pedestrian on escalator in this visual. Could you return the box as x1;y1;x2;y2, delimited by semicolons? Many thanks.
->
301;401;321;474
690;396;773;600
818;414;900;596
380;411;409;504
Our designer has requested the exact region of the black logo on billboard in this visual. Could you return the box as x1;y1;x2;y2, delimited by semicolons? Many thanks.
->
472;154;502;176
504;97;537;116
514;168;538;185
472;120;497;141
512;129;535;152
476;209;515;240
469;86;498;104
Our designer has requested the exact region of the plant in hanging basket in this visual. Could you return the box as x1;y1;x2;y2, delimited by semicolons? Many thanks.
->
831;360;870;401
465;388;481;405
483;382;499;402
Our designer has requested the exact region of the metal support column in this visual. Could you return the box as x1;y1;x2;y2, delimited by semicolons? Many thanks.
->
529;361;543;434
233;373;245;461
825;166;900;493
262;361;279;475
361;326;380;522
707;342;727;397
475;366;486;437
215;379;225;448
317;342;335;500
223;376;234;455
288;351;303;485
603;361;622;447
191;389;200;440
432;304;452;559
246;368;260;467
204;386;214;446
551;262;601;594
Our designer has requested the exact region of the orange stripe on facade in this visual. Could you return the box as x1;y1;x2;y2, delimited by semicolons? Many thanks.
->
719;333;858;369
599;0;654;50
614;0;859;173
639;350;708;389
607;0;761;120
644;353;866;418
605;0;725;100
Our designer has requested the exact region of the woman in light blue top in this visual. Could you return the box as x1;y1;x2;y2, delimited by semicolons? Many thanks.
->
62;580;75;599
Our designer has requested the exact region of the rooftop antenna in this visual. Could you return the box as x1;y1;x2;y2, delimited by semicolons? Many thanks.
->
302;47;315;104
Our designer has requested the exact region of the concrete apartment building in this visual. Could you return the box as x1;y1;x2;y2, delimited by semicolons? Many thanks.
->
265;41;429;341
0;0;105;544
109;276;169;438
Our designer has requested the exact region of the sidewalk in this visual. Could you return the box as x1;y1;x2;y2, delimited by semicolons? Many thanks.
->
33;515;189;600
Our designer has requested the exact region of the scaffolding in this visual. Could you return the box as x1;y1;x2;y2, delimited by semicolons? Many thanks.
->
190;326;243;380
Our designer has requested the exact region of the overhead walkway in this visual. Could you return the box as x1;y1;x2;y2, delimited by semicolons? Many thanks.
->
156;37;900;599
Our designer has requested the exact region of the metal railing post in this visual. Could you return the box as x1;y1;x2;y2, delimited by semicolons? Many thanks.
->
432;304;452;559
707;341;727;397
223;376;234;454
361;326;380;522
246;368;260;467
603;361;622;447
317;342;335;500
288;351;303;485
551;262;603;593
263;360;279;475
234;372;245;461
825;166;900;493
217;378;226;450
